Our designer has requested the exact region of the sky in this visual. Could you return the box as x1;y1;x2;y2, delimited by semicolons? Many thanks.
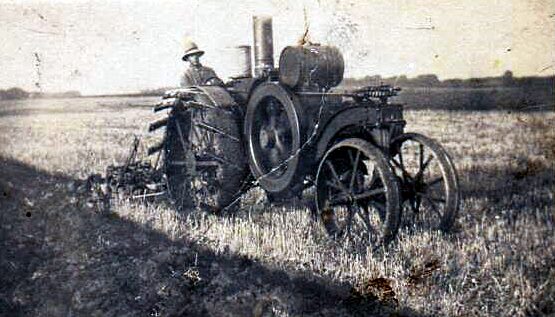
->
0;0;554;95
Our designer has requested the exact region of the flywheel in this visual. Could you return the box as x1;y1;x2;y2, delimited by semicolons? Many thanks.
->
244;82;306;195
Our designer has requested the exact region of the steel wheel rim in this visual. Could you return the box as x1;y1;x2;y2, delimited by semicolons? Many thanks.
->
391;133;459;231
316;140;399;251
164;111;193;211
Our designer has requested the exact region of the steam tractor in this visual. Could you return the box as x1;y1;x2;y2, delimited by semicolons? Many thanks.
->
148;17;460;250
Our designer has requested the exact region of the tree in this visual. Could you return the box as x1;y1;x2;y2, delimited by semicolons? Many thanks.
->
0;87;30;100
415;74;440;87
502;70;515;86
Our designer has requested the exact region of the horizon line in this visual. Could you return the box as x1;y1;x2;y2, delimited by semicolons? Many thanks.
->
2;72;553;96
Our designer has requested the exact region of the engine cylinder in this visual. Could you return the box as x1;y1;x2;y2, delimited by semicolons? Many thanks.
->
278;45;344;90
252;16;274;77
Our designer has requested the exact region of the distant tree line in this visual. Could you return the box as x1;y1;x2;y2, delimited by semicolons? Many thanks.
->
0;88;81;100
32;91;82;99
340;71;555;89
0;87;30;100
3;71;553;101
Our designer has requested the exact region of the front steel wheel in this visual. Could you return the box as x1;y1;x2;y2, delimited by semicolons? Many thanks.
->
315;138;401;251
390;133;460;232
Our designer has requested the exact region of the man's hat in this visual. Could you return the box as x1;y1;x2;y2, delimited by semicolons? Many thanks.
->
182;38;205;61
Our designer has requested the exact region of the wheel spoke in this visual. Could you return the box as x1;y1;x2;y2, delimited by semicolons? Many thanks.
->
422;195;443;219
339;169;351;181
349;150;361;191
391;156;412;181
426;176;444;188
326;180;344;192
326;161;350;195
328;193;348;206
418;192;446;204
347;148;354;163
354;188;385;201
416;154;434;180
174;118;189;153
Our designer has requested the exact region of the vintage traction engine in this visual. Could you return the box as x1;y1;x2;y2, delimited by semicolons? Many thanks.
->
149;17;460;250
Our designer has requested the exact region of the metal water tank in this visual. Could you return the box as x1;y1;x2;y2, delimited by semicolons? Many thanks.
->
278;45;344;90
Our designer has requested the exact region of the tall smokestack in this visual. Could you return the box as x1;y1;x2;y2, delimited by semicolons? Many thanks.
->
252;16;274;77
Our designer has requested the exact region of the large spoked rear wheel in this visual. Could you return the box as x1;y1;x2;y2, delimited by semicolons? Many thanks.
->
164;105;247;213
390;133;460;232
315;139;401;251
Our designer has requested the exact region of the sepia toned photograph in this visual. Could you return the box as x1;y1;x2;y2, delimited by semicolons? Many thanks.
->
0;1;553;316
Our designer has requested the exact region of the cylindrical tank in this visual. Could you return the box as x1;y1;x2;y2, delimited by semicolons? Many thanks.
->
278;45;344;90
226;45;252;79
252;16;274;77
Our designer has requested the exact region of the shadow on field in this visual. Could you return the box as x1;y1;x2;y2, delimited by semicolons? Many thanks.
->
0;158;434;317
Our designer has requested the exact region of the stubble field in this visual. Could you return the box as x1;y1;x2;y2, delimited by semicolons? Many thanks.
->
0;96;553;316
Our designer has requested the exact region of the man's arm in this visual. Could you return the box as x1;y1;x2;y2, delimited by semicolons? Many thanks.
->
180;71;195;87
201;67;224;86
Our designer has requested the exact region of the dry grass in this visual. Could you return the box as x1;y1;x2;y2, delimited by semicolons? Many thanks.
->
1;97;553;316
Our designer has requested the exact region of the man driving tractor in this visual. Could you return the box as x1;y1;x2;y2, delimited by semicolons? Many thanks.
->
180;38;223;87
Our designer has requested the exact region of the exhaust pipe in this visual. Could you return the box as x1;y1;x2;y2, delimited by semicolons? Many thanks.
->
252;16;274;77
